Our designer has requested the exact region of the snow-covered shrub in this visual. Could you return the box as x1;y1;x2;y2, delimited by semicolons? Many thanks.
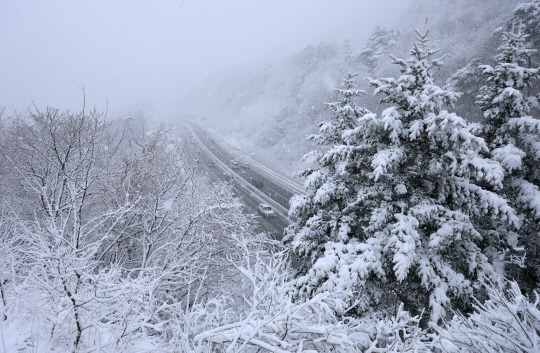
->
194;244;430;353
0;108;271;351
433;279;540;352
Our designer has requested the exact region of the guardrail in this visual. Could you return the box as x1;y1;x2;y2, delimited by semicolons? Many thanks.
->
184;123;291;223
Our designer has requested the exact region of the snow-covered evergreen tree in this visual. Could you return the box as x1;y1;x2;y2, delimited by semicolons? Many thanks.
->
287;29;517;323
359;26;400;73
509;0;540;67
310;73;369;146
341;39;355;74
446;59;484;122
284;72;368;269
477;23;540;294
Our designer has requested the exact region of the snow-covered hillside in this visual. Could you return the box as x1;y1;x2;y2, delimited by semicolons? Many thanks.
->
182;0;522;178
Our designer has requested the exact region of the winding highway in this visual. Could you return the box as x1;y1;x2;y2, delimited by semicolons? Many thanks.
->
182;123;301;240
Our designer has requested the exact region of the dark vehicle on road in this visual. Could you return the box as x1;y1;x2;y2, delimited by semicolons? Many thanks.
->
255;180;264;188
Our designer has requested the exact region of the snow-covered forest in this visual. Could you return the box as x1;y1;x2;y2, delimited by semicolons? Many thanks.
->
1;0;540;352
183;0;529;178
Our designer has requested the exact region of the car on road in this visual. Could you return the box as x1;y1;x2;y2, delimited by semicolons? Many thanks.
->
231;161;240;169
258;203;275;217
254;180;264;188
242;162;250;169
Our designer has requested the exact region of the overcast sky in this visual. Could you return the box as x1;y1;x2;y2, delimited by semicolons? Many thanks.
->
1;1;411;118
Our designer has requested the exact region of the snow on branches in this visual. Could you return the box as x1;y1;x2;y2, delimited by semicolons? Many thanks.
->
477;19;540;295
287;29;517;323
433;279;540;353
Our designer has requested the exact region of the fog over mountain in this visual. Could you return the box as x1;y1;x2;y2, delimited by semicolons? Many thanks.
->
182;0;524;177
1;1;410;118
1;1;539;351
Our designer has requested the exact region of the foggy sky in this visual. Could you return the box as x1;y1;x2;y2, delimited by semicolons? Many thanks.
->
1;1;411;119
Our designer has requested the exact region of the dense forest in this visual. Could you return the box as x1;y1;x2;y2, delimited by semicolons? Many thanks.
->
1;0;540;352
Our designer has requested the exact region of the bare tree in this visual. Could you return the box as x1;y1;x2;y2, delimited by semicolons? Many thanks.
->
0;107;277;350
1;106;130;348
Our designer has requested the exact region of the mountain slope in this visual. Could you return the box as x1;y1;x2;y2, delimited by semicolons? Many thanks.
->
181;0;523;178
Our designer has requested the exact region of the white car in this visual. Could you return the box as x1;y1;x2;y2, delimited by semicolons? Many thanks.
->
258;203;275;217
